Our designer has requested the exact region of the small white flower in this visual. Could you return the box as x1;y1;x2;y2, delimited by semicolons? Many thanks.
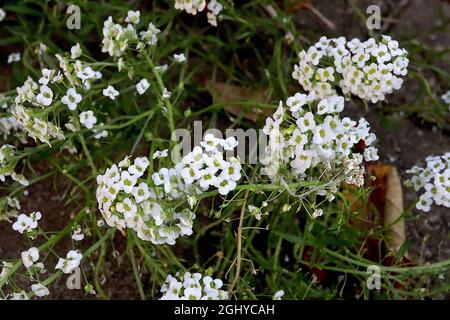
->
162;88;171;99
36;85;53;106
102;85;119;100
153;149;169;159
70;43;82;59
21;247;39;269
441;90;450;105
72;227;84;241
61;88;82;110
55;250;82;274
312;209;323;219
125;10;140;24
79;110;97;129
7;52;21;64
136;79;150;95
207;0;223;15
121;171;138;193
296;112;316;133
31;283;49;297
173;53;186;63
0;8;6;22
132;182;151;203
273;290;285;300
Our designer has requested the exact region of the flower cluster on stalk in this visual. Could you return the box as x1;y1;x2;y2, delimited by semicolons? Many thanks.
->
261;93;379;201
159;272;228;300
292;35;408;103
96;135;241;244
405;152;450;212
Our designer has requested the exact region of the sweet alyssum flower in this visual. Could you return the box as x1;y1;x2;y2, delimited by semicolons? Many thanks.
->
292;35;408;103
79;110;97;129
405;152;450;212
12;211;41;234
70;43;82;59
31;283;49;297
0;8;5;22
153;149;169;159
21;247;39;269
160;272;228;300
55;250;83;274
61;88;82;110
173;53;186;63
7;52;20;64
102;85;119;100
36;85;53;106
136;79;150;95
273;290;285;300
125;10;140;25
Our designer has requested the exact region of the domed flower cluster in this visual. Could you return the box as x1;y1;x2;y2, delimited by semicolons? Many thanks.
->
174;0;223;26
101;12;160;58
11;46;105;145
152;134;241;197
160;272;228;300
96;136;241;245
261;93;378;199
292;35;408;103
405;152;450;212
96;155;193;245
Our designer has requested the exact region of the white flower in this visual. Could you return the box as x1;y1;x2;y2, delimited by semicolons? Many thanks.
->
208;0;223;15
296;112;316;133
61;88;82;110
93;123;108;139
72;227;84;241
441;90;450;104
120;171;138;193
0;8;6;22
136;79;150;95
221;137;239;151
128;157;150;177
312;209;323;219
216;174;236;196
286;92;308;113
173;53;186;63
125;10;140;24
12;212;41;234
162;87;171;99
36;85;53;106
7;52;21;64
21;247;39;269
153;149;169;159
102;85;119;100
416;194;431;212
55;250;82;274
248;204;262;220
70;43;82;59
31;283;49;297
79;110;97;129
132;182;151;203
273;290;285;300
